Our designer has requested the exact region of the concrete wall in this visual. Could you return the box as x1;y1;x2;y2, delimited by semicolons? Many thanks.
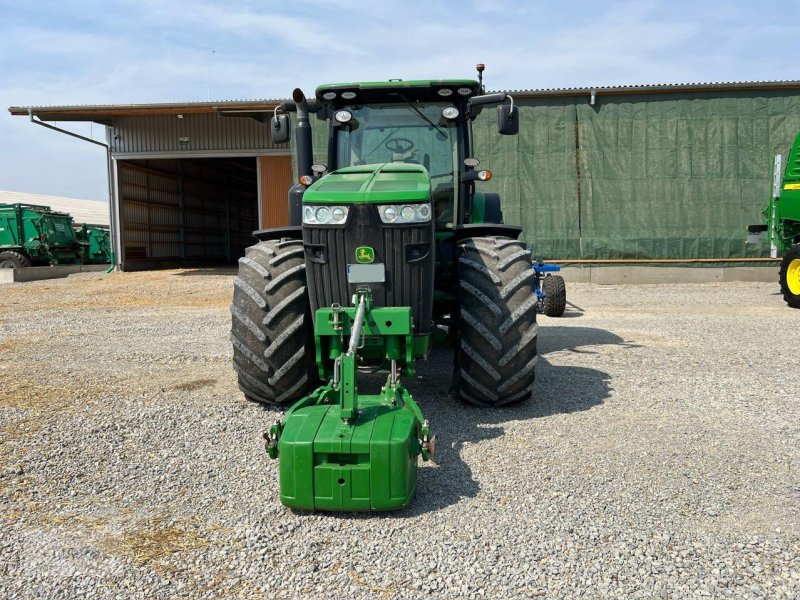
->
559;264;778;284
0;264;109;284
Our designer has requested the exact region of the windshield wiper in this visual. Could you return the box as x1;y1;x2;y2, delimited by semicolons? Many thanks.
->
399;94;447;140
368;127;400;156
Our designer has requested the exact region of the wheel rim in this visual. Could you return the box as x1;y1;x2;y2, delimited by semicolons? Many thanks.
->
788;258;800;295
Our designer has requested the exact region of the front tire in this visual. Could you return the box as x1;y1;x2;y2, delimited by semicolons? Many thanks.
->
0;251;32;269
542;274;567;317
456;236;538;406
779;243;800;309
230;239;317;405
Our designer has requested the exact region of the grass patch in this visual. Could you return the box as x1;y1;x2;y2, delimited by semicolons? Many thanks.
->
101;518;209;566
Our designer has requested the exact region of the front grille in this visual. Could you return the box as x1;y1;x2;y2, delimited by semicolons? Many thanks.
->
303;204;434;334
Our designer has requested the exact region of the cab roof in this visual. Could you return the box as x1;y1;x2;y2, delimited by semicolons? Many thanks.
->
315;79;481;103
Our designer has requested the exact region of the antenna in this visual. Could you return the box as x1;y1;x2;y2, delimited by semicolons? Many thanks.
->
476;63;485;93
207;50;216;100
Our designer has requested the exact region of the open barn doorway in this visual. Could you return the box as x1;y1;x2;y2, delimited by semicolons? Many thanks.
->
116;157;261;270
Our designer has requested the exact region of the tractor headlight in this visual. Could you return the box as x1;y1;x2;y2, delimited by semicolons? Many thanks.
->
334;110;352;123
315;206;330;223
441;106;459;120
378;203;432;224
303;205;349;225
382;206;398;222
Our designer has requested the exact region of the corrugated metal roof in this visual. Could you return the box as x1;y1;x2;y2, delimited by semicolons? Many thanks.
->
0;190;109;226
7;99;284;122
496;79;800;97
8;79;800;121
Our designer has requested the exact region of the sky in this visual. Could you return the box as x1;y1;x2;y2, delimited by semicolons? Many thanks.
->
1;0;799;202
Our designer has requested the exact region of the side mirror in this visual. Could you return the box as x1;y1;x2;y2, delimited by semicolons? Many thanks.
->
470;92;507;106
497;103;518;135
271;114;291;144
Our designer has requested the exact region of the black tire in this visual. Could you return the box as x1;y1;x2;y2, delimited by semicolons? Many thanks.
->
0;251;32;269
778;243;800;309
456;236;538;407
542;274;567;317
230;239;317;405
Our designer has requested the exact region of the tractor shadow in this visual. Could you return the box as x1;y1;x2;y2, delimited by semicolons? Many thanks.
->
316;324;636;519
559;301;587;318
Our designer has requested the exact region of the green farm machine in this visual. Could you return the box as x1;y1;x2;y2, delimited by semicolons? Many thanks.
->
749;131;800;308
231;68;546;510
75;223;112;265
0;203;86;268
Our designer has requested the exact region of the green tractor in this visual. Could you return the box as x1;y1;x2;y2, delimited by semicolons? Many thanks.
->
749;131;800;308
231;68;538;510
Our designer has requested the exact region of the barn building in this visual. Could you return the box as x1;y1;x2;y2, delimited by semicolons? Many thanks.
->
10;80;800;270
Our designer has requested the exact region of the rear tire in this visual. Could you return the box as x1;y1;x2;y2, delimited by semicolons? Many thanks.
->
0;251;32;269
456;236;538;406
542;274;567;317
230;239;317;405
779;243;800;309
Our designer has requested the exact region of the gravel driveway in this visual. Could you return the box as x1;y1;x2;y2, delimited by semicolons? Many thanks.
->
1;269;798;599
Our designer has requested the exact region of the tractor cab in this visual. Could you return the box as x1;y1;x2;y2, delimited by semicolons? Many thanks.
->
270;73;518;232
317;79;482;229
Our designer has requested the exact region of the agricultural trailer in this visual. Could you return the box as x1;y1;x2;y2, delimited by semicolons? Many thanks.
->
0;203;86;268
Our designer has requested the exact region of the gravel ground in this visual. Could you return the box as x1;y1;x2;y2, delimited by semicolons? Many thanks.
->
0;269;798;599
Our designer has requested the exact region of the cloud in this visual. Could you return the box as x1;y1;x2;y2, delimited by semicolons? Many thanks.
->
1;0;800;199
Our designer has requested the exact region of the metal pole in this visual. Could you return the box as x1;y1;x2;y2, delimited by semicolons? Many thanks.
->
770;154;783;259
347;294;367;355
28;109;120;271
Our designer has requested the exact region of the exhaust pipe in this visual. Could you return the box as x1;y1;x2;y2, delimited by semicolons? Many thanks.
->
293;88;313;179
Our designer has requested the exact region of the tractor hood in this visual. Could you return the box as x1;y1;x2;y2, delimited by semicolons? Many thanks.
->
303;163;430;204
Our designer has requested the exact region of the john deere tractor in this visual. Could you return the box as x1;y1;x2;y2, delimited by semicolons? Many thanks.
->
749;131;800;308
230;68;538;510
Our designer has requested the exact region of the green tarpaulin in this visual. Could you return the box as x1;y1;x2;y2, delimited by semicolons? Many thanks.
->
473;90;800;259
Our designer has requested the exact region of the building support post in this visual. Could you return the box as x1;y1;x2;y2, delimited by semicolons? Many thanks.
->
28;109;120;271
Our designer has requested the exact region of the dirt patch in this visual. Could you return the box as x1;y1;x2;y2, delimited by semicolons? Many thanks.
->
2;270;232;311
0;370;117;412
172;378;217;392
0;337;32;356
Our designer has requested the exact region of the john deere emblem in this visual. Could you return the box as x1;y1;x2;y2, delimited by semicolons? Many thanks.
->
355;246;375;263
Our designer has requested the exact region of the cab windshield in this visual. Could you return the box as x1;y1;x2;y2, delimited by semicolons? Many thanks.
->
335;102;459;227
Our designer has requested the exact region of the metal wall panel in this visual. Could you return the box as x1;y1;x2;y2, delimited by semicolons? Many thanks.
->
110;113;289;155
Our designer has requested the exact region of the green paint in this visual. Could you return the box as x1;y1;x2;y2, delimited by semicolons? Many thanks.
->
75;224;112;264
471;191;487;224
763;131;800;255
303;163;431;205
270;294;431;511
0;203;86;265
355;246;374;263
277;388;422;511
